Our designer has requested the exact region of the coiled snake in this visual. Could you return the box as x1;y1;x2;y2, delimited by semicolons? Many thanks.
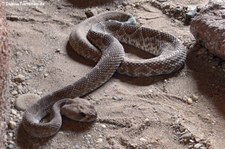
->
22;11;187;137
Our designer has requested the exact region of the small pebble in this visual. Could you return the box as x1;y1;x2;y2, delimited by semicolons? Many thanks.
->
17;114;22;120
112;96;123;101
162;3;170;9
11;90;18;96
180;132;192;140
112;144;120;149
106;136;115;145
139;138;147;142
27;69;32;73
185;5;198;24
189;139;195;143
55;49;61;53
96;138;103;143
144;118;151;126
37;91;43;95
8;121;17;129
164;79;168;83
100;124;106;129
8;132;13;138
74;145;80;149
187;98;193;104
191;94;199;101
17;84;23;90
15;93;40;111
122;1;128;6
194;143;203;149
14;74;25;83
44;73;48;78
182;95;188;102
195;137;201;142
7;141;15;145
7;144;15;149
175;6;183;14
85;9;97;18
11;109;17;115
3;134;7;140
188;144;193;148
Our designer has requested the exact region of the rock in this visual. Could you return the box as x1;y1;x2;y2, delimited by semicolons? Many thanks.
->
11;90;18;96
139;138;147;142
144;118;151;126
100;124;106;129
190;2;225;59
175;6;183;14
180;132;192;140
15;93;40;111
7;132;13;138
14;74;25;83
191;94;199;101
85;9;97;18
112;96;123;101
185;5;198;25
44;73;48;78
74;145;80;149
122;1;128;6
55;48;61;53
187;97;193;104
16;84;23;91
106;136;115;145
7;141;14;145
112;144;120;149
7;144;15;149
195;137;201;142
11;109;17;115
96;138;103;143
8;121;17;129
182;95;188;102
194;143;203;149
36;91;43;95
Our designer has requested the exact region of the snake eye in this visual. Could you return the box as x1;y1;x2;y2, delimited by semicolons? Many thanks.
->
80;112;86;117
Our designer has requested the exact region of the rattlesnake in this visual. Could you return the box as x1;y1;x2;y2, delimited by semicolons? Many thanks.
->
22;11;187;138
70;11;186;77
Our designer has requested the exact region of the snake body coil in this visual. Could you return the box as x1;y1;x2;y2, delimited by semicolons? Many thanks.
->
22;11;186;138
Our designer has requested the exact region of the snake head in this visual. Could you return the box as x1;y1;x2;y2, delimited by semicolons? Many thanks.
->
61;98;97;122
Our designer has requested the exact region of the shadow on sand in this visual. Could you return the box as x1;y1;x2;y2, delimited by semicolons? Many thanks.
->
186;45;225;116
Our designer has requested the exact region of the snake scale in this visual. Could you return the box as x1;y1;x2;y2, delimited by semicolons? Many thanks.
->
22;11;187;138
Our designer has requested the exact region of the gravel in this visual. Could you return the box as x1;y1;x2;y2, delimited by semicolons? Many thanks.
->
14;74;25;83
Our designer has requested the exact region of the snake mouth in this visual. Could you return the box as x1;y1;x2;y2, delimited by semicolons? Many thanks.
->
79;118;96;122
79;111;97;122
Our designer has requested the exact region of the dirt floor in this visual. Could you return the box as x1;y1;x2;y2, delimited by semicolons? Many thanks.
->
4;0;225;148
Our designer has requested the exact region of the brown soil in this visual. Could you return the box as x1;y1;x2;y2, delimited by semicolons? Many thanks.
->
5;0;225;149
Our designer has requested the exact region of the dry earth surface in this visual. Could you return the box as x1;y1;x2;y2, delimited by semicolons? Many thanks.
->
4;0;225;149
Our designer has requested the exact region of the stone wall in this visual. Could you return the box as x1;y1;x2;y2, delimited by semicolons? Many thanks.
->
0;1;9;148
190;1;225;59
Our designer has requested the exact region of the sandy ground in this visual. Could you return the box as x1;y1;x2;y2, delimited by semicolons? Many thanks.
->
5;0;225;148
